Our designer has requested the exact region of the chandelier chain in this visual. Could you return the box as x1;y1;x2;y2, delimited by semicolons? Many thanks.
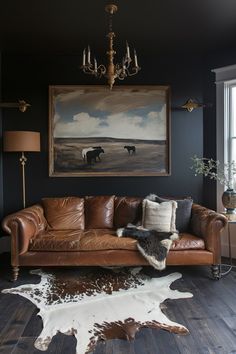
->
108;12;113;33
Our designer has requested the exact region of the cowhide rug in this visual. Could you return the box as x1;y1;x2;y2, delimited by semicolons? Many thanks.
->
2;267;193;354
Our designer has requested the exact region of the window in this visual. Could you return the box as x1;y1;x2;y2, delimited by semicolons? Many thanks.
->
229;84;236;164
212;65;236;210
223;80;236;189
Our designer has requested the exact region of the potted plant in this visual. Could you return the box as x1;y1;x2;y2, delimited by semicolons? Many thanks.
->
191;155;236;213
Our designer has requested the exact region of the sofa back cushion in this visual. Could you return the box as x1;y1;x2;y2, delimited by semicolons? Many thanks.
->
42;197;85;230
114;196;142;228
85;195;115;229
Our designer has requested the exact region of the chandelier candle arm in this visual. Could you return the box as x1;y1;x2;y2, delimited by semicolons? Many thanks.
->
126;41;130;60
134;49;138;67
81;3;141;89
82;49;86;66
87;46;91;64
122;58;126;71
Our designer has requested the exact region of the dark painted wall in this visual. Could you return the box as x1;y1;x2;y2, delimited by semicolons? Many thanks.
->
0;53;3;223
1;51;204;215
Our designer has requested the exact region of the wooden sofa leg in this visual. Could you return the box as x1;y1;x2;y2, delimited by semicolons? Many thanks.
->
211;265;221;280
11;266;19;282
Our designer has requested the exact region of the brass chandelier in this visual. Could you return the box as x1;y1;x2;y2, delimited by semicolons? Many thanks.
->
81;4;141;89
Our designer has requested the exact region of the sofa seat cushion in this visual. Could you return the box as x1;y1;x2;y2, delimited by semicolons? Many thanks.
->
79;230;137;251
29;229;137;252
29;230;84;251
171;233;205;250
29;229;205;253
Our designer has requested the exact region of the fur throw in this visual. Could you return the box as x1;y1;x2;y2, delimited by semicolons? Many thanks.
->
117;226;179;271
145;193;161;202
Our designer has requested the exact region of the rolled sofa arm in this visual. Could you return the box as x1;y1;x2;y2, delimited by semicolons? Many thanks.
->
2;204;47;255
190;203;228;257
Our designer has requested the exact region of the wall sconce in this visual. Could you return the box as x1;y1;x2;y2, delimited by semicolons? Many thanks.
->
0;100;31;112
3;131;41;209
181;98;206;112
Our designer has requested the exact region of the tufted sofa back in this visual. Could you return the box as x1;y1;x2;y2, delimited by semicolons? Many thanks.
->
41;195;142;230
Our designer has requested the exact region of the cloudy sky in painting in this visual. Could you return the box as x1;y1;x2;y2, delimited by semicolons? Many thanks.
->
52;87;167;140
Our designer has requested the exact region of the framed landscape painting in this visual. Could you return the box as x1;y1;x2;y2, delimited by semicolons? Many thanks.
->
49;85;171;177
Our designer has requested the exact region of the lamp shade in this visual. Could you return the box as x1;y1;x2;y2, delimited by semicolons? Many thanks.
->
3;131;40;152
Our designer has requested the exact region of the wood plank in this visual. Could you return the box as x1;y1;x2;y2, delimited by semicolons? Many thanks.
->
22;308;42;337
93;339;113;354
0;296;36;353
134;327;181;354
11;334;77;354
0;294;26;333
7;337;39;354
158;271;236;353
111;338;135;354
149;328;183;354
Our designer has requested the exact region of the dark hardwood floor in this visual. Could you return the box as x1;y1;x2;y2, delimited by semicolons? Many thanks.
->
0;253;235;354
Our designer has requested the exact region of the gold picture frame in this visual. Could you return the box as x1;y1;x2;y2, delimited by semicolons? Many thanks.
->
49;85;171;177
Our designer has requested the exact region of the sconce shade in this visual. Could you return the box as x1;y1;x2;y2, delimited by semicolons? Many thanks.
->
3;131;40;152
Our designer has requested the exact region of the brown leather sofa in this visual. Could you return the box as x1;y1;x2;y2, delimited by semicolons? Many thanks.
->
2;195;228;281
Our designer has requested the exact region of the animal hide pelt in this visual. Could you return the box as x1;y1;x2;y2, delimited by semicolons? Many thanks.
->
117;227;179;270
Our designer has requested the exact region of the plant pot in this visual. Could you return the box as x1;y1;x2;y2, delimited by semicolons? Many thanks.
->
222;188;236;214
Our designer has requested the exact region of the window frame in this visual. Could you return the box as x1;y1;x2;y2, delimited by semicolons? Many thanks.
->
212;65;236;211
224;80;236;167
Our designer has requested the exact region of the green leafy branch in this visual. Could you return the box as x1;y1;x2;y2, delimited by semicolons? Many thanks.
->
191;155;236;189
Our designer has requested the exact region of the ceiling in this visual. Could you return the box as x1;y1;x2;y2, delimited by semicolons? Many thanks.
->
0;0;236;55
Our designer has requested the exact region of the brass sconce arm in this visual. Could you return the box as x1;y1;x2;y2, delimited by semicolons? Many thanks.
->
0;100;31;112
180;98;213;112
181;99;203;112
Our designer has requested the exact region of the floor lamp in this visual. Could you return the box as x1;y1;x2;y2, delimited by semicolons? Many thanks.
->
3;131;41;209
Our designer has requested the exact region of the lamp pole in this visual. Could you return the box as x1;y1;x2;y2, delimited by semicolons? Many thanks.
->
19;152;27;209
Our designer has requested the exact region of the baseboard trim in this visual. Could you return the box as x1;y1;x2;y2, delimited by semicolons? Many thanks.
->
0;236;11;254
